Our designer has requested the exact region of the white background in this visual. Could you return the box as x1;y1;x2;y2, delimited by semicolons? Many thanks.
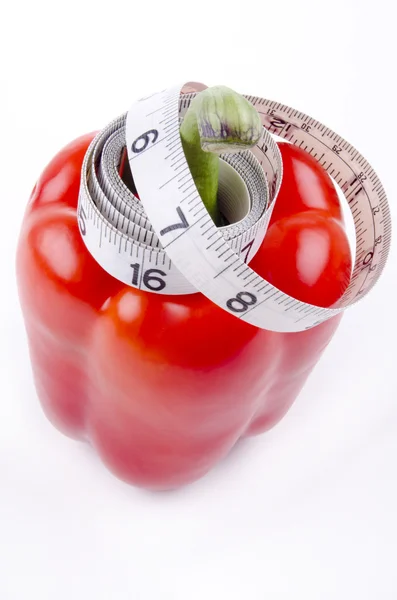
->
1;1;396;598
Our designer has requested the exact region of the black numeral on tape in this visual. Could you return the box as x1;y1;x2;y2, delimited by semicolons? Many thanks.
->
130;264;167;291
226;291;257;313
241;239;254;264
131;129;159;154
78;206;87;236
270;117;286;128
362;251;374;266
160;207;189;236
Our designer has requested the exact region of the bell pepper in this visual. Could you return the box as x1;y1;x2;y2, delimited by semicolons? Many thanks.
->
16;86;351;490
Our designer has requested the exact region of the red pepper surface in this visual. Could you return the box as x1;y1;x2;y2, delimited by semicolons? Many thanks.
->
16;134;352;490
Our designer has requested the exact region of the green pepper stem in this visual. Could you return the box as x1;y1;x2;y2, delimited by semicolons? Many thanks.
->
180;86;263;226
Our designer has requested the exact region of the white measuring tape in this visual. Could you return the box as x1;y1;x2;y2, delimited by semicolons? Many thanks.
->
77;82;391;332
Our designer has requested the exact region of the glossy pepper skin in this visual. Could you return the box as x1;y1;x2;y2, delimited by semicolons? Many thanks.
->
16;134;351;490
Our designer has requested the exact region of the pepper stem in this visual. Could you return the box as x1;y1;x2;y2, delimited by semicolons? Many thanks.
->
180;86;263;226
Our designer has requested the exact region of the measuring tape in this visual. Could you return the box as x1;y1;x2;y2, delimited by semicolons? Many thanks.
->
77;82;391;332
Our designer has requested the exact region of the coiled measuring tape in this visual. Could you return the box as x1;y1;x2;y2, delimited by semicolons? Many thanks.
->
77;82;391;332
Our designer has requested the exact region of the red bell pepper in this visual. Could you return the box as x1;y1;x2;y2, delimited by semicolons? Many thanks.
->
16;100;351;490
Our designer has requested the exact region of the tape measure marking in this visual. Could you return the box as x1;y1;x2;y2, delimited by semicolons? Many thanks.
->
77;82;391;332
